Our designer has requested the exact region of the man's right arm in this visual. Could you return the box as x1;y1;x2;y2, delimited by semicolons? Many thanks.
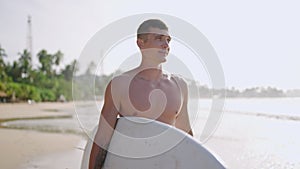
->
89;142;108;169
89;81;119;169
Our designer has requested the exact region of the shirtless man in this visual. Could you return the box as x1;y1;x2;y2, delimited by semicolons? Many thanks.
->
89;19;193;169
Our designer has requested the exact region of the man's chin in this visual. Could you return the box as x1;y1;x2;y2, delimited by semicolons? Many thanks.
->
154;53;167;63
155;57;166;64
160;57;167;63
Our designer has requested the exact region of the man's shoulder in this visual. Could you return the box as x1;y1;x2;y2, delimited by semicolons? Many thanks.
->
109;70;136;89
111;73;129;81
112;68;144;81
170;74;188;87
110;70;133;82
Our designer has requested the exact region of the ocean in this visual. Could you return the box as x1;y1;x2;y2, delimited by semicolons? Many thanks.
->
3;97;300;169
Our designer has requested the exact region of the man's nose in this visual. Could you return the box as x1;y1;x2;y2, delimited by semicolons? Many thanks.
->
161;40;169;49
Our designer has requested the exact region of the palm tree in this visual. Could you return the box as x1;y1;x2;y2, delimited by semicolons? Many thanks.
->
38;49;52;76
54;50;63;66
0;45;6;58
53;50;63;75
0;45;7;81
85;61;97;75
18;49;32;79
38;49;65;77
61;60;78;81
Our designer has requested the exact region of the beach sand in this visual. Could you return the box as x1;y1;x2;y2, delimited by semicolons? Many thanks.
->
0;102;75;119
0;102;85;169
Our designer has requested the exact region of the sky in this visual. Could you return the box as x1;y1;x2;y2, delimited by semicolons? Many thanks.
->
0;0;299;90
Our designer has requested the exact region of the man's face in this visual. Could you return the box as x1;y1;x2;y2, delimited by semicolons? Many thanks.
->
139;27;171;63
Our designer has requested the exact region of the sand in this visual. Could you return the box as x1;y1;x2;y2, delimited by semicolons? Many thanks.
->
0;102;75;119
0;102;85;169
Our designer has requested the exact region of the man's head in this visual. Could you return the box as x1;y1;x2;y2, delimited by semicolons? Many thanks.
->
136;19;171;63
137;19;169;41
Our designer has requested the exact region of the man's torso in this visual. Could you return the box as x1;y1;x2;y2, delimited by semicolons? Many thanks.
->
111;72;183;125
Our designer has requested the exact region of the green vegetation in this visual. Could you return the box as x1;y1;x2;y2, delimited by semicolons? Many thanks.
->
1;44;297;102
0;44;114;103
0;44;78;102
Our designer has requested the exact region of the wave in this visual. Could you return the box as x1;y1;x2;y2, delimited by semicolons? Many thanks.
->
226;109;300;121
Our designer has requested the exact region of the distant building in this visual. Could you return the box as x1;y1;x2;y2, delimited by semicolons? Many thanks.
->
0;91;8;102
58;94;66;102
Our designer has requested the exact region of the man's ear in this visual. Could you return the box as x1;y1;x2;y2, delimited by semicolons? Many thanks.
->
137;38;144;49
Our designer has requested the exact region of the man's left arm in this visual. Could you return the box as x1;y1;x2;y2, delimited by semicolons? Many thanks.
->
175;77;193;136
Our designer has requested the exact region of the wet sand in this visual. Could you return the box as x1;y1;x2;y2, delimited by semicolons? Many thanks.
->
0;102;85;169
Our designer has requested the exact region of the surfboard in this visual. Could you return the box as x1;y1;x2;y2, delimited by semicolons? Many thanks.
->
81;117;226;169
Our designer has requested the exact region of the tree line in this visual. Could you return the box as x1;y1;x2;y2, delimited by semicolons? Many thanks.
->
1;44;297;103
188;81;299;98
0;45;77;102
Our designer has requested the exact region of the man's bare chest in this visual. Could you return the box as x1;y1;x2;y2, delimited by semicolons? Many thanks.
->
119;77;182;118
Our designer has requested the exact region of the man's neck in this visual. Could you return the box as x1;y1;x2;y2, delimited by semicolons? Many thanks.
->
136;65;163;81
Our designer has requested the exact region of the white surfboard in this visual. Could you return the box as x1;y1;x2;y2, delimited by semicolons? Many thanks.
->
81;117;226;169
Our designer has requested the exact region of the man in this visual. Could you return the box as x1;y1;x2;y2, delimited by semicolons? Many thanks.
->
89;19;193;169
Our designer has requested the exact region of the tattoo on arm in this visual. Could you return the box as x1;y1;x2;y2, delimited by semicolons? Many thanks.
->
94;147;108;169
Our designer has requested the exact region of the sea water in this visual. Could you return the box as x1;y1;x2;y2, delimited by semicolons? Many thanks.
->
3;98;300;169
200;98;300;169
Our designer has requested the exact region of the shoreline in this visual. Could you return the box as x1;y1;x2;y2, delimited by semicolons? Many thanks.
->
0;102;86;169
1;99;299;168
0;102;75;119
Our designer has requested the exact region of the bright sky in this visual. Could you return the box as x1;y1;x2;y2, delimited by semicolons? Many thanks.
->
0;0;299;90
